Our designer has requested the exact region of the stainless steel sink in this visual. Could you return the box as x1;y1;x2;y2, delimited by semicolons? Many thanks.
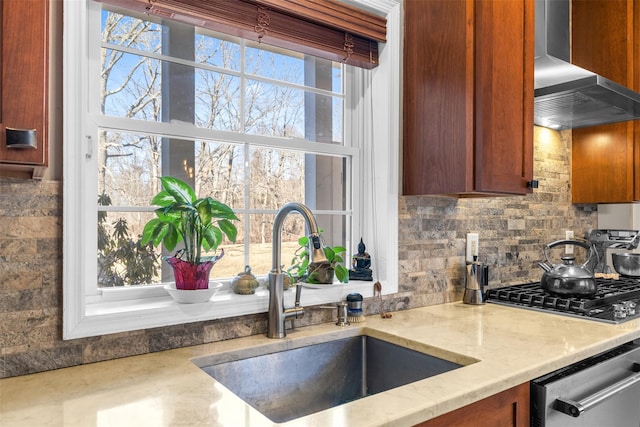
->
193;333;473;423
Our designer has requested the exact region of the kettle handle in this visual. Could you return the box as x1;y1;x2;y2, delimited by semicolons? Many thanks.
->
544;238;595;269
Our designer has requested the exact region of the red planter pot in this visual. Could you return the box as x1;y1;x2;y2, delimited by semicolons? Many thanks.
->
165;257;215;290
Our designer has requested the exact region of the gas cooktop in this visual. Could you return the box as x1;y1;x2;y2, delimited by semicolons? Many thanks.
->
485;277;640;324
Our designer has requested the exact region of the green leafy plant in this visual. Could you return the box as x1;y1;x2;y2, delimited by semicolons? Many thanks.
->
141;177;239;264
287;235;349;284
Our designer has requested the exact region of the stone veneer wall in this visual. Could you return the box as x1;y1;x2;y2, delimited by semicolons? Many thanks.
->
396;128;596;307
0;127;597;378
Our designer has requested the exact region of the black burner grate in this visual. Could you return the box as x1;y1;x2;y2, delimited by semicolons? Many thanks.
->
486;277;640;323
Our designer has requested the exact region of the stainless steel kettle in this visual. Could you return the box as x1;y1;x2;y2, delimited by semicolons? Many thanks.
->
464;261;488;305
539;238;596;298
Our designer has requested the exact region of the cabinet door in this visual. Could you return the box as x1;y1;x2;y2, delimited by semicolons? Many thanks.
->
403;0;474;195
571;0;636;203
474;0;534;195
414;383;530;427
0;0;49;178
572;124;634;203
402;0;533;196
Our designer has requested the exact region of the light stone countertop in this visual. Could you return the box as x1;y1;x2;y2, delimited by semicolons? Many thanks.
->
3;302;640;427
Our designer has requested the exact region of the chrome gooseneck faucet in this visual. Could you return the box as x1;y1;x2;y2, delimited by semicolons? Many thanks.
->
267;203;328;338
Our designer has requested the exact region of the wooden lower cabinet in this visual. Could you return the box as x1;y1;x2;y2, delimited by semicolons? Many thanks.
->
414;383;530;427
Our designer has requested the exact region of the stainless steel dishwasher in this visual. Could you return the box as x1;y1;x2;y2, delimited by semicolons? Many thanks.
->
531;341;640;427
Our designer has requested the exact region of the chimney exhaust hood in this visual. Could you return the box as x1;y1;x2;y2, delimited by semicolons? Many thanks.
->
534;0;640;130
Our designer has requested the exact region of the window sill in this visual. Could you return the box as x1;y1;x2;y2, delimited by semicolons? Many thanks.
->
68;279;394;339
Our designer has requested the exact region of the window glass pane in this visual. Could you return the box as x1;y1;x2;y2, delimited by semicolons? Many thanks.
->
101;49;162;120
216;238;247;280
314;214;347;250
332;96;344;143
195;32;241;71
187;237;244;281
194;141;245;209
97;210;160;287
101;10;162;53
246;45;304;85
98;131;245;209
246;214;347;279
248;148;346;211
303;91;343;144
102;51;246;128
248;147;304;209
332;65;342;93
248;214;306;278
98;132;246;286
195;69;241;131
303;155;346;211
98;130;161;206
97;209;243;288
245;79;305;137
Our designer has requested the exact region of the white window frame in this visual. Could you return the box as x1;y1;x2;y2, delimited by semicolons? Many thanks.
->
63;0;400;340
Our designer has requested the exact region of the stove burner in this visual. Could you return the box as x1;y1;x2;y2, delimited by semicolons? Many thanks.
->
486;277;640;323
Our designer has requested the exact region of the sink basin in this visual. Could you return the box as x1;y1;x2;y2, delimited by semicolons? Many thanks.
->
193;333;473;423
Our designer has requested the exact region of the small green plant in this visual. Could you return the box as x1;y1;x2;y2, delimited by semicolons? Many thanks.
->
287;235;349;283
141;176;239;264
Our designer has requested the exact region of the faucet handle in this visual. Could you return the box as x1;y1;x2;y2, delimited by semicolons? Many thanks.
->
294;281;303;307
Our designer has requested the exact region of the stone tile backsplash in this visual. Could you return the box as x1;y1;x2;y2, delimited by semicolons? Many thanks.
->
0;128;598;378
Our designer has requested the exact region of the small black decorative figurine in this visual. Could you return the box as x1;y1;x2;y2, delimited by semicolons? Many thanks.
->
349;238;373;281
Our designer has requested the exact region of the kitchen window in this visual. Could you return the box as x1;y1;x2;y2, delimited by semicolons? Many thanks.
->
96;6;349;286
63;0;400;339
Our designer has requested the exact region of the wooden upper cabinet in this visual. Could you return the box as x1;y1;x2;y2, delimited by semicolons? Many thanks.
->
571;0;637;203
403;0;534;196
0;0;49;179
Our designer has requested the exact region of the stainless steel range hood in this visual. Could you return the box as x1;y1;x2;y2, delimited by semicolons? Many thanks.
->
534;0;640;130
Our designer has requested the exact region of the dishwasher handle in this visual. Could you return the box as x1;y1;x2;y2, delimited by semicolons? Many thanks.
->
554;363;640;417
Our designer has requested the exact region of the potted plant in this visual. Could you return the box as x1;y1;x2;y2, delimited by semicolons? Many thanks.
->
141;176;238;290
288;235;349;284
